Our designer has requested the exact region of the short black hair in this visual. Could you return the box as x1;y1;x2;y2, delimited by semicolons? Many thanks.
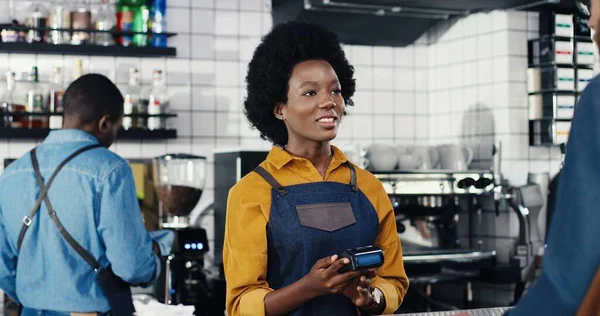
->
63;73;124;125
244;21;356;146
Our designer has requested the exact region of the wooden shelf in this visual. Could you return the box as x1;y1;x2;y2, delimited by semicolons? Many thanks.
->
0;128;177;140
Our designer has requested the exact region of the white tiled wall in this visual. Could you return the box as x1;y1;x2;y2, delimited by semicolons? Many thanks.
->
0;0;426;265
425;11;563;185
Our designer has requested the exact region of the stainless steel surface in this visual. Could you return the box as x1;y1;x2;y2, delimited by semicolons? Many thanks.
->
398;306;512;316
402;247;497;263
165;255;172;304
373;170;495;195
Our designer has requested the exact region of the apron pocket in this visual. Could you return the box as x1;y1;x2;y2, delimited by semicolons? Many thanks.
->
296;202;356;232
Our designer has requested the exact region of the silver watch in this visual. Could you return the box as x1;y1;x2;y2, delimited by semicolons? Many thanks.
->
372;287;383;305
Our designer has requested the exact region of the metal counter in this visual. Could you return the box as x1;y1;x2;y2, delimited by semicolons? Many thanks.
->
397;306;512;315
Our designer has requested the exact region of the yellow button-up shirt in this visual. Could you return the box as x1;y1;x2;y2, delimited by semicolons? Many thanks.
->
223;145;409;315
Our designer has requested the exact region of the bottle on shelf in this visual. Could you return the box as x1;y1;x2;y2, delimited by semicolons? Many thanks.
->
0;71;26;128
94;0;116;46
123;68;144;130
145;69;168;130
73;59;84;82
150;0;167;47
133;0;150;47
116;0;138;47
48;67;65;130
47;0;71;45
70;0;92;45
25;66;47;129
25;2;49;43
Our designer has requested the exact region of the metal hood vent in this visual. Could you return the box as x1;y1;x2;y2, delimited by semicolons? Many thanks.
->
271;0;587;47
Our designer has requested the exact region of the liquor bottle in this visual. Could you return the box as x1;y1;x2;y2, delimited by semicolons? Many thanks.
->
70;0;92;45
0;71;25;128
47;0;71;44
73;59;84;82
25;2;49;43
48;67;65;129
123;68;143;129
25;66;46;129
146;69;168;130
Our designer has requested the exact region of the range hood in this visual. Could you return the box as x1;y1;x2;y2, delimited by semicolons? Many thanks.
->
271;0;588;47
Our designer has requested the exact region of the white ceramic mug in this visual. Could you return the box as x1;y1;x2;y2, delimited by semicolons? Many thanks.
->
397;145;436;170
340;143;369;169
366;143;398;171
437;144;474;171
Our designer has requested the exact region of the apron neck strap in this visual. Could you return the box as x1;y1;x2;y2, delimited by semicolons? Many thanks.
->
346;162;358;192
254;166;288;196
254;163;358;195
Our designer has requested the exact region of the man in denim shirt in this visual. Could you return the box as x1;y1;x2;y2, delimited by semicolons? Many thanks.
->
507;0;600;314
0;74;171;315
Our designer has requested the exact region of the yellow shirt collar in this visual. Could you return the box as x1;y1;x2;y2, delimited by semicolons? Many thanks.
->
267;145;349;170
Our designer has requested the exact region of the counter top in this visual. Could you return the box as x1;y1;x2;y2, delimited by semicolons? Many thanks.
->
395;306;511;316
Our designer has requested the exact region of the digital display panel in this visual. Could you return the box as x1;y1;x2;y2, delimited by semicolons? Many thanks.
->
356;252;383;267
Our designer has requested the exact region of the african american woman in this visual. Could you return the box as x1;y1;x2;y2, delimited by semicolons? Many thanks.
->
223;21;409;316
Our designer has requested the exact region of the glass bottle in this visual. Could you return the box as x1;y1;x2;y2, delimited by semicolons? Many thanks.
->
70;0;92;45
94;0;116;46
133;0;150;47
47;0;71;45
48;67;65;129
0;71;22;128
146;69;168;130
123;68;143;129
25;66;46;129
25;2;49;43
150;0;167;47
72;59;84;82
116;0;137;47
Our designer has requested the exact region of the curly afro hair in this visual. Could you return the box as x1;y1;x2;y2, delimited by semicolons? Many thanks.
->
244;20;356;146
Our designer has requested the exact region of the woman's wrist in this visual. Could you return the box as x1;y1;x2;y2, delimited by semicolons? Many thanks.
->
298;275;321;301
359;287;384;314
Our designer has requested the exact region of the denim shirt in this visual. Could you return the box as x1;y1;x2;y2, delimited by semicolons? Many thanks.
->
0;129;160;313
507;75;600;315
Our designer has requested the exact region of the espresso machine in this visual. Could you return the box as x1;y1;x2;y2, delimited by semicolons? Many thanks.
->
375;170;498;265
373;169;498;312
152;153;224;315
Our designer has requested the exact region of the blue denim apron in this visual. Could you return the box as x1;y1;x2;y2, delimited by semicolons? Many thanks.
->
254;163;380;315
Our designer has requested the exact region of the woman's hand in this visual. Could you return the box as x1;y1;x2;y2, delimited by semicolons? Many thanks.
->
264;255;362;315
343;274;374;308
301;254;362;296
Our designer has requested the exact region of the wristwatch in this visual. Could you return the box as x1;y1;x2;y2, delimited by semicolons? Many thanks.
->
363;287;383;311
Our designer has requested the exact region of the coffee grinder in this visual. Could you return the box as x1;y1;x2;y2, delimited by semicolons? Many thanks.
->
151;153;218;314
